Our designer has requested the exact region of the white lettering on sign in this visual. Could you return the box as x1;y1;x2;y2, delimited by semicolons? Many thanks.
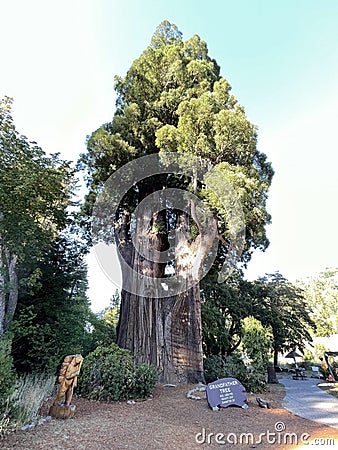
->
209;380;239;390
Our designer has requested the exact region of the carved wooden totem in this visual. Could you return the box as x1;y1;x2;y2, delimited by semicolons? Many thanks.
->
49;354;83;419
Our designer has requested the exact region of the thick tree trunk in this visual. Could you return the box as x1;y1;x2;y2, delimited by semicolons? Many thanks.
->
267;364;279;384
117;206;215;384
118;285;204;384
273;346;278;367
0;242;18;335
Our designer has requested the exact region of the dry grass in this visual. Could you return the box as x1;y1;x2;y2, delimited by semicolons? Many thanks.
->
0;373;55;436
317;381;338;398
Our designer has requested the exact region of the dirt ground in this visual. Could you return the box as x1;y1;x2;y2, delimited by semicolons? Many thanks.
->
2;382;338;449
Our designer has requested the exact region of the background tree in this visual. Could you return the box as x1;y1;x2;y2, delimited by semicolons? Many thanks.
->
0;96;73;336
201;272;315;372
11;235;91;373
300;268;338;337
80;21;273;383
251;273;315;366
201;271;253;357
83;290;120;355
241;316;272;389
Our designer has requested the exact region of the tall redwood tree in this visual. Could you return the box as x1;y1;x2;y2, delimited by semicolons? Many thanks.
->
80;21;273;383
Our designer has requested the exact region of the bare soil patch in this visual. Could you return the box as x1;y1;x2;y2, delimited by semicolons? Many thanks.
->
2;383;338;449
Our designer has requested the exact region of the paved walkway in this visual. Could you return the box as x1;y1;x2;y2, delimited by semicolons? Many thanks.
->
281;376;338;429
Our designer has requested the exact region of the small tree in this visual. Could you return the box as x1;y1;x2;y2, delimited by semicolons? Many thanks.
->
241;316;271;391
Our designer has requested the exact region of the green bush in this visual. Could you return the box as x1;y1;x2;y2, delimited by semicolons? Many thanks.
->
132;364;158;399
203;353;247;384
240;317;271;392
224;353;248;382
203;355;227;383
78;343;157;401
203;352;266;392
244;364;268;393
0;334;16;411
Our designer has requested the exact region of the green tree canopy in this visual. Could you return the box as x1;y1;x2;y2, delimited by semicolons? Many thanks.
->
0;96;75;335
251;273;315;365
201;272;253;357
299;268;338;337
11;235;91;373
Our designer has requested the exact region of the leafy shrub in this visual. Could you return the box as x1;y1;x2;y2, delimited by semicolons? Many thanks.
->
203;355;227;383
244;364;268;393
223;352;249;382
0;334;16;411
132;364;158;399
240;317;271;392
203;351;266;392
78;343;157;401
203;353;247;384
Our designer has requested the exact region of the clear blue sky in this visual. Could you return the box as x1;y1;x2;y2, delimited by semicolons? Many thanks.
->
1;0;337;311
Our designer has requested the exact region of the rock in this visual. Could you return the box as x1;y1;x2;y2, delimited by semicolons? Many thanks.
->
187;385;207;400
256;397;271;409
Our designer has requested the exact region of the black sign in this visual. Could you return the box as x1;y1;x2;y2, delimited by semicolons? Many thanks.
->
206;377;247;410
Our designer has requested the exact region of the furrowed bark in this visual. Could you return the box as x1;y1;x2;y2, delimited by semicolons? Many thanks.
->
117;203;216;384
